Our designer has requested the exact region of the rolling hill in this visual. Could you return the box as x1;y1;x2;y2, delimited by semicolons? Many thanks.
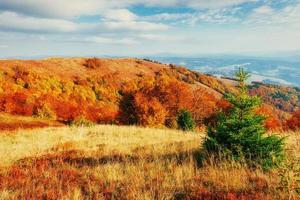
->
0;57;298;130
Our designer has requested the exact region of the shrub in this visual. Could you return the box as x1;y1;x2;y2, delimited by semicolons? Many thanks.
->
203;68;285;170
165;118;178;129
84;58;101;69
177;109;195;131
70;116;95;127
34;104;56;120
286;110;300;130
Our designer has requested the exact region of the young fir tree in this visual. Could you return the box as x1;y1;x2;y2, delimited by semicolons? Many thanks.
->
177;109;195;131
204;68;285;169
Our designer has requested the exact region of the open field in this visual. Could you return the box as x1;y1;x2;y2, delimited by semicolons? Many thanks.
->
0;125;201;167
0;125;299;199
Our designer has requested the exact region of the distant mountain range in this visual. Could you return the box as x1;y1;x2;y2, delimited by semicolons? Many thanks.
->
148;56;300;87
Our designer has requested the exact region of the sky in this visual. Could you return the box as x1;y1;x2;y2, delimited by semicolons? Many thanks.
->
0;0;300;58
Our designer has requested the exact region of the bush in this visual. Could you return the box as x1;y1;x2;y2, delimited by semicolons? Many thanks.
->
286;110;300;130
177;109;195;131
203;68;285;170
84;58;101;69
34;104;56;120
70;116;95;127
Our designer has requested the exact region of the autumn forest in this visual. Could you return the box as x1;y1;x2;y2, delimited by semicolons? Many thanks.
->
0;57;299;131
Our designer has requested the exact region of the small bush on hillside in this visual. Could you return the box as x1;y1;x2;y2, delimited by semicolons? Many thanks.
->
286;110;300;130
70;116;95;127
34;104;56;120
84;58;101;69
203;68;285;170
166;118;178;129
177;109;195;131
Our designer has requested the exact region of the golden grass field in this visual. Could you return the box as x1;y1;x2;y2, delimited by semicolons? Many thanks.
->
0;125;299;199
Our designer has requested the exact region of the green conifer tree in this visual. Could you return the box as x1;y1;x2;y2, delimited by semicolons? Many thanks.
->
177;109;195;131
204;68;285;169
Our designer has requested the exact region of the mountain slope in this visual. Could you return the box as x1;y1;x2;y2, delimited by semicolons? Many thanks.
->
0;57;297;130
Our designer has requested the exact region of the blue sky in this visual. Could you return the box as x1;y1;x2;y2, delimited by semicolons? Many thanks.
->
0;0;299;58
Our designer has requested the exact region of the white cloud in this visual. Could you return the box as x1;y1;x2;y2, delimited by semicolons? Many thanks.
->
146;7;241;25
0;0;257;20
138;33;185;41
102;21;169;31
253;5;274;15
0;11;168;33
0;11;78;32
0;44;8;48
247;4;300;27
83;36;138;45
144;13;190;21
143;0;256;9
0;0;124;19
102;9;137;21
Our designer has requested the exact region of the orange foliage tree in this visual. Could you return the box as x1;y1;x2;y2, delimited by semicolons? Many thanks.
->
133;92;167;127
119;73;219;128
189;87;217;125
256;104;282;131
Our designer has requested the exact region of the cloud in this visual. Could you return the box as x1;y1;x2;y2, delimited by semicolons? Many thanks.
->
102;21;169;31
83;36;138;45
0;0;299;58
247;3;300;27
143;0;256;9
144;13;190;21
146;7;241;25
102;9;137;21
253;5;274;15
0;0;121;19
0;11;78;33
0;0;257;20
0;44;8;48
0;11;168;33
138;33;185;41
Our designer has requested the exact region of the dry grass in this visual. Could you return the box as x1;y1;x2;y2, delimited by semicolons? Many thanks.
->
0;125;201;167
0;125;299;199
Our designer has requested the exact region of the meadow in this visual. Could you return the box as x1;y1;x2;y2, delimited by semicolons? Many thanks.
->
0;125;299;199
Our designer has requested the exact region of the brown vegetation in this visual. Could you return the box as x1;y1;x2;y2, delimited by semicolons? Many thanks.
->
0;113;62;131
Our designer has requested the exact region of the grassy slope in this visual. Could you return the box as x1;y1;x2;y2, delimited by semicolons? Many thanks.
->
0;58;168;83
0;125;299;199
0;125;201;167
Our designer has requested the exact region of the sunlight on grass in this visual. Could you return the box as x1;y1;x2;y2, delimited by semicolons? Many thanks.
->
0;126;299;199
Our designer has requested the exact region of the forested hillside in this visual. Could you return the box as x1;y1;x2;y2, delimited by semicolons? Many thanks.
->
0;57;298;130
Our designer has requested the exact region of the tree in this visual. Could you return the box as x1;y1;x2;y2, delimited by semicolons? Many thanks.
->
133;92;167;127
204;68;285;169
256;104;282;131
286;110;300;130
177;109;195;131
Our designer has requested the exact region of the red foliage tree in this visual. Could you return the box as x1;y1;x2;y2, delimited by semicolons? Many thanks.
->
0;92;34;116
286;110;300;130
